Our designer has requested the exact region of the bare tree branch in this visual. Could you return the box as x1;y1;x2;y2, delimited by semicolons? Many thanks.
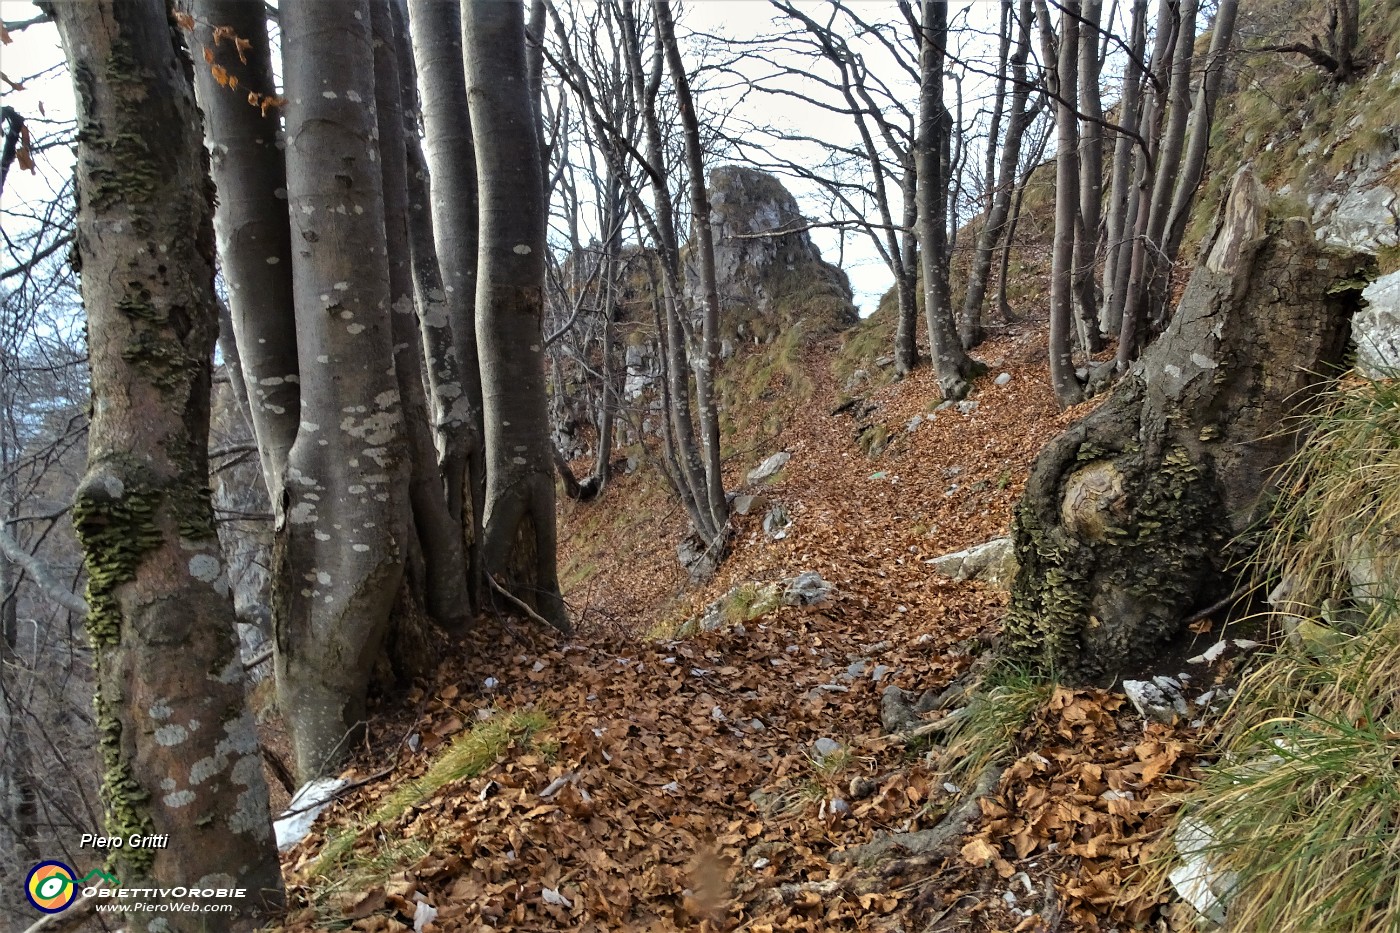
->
0;525;87;617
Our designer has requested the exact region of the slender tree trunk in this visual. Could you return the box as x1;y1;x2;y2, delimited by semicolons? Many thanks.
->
961;0;1034;346
620;0;714;540
276;0;412;781
894;164;920;375
1162;0;1240;267
1041;0;1085;407
918;0;983;401
656;0;728;541
463;0;569;632
1073;0;1105;351
187;0;299;501
1116;0;1177;367
1100;0;1148;336
51;1;283;923
1133;0;1200;333
406;0;486;607
373;1;470;634
996;112;1047;322
394;5;462;490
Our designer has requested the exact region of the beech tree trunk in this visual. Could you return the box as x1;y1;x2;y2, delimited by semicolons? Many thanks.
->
372;0;470;635
1042;0;1085;407
917;0;983;401
894;171;920;376
275;0;411;781
1123;0;1199;343
1072;0;1104;353
51;1;283;924
1162;0;1241;268
463;0;570;631
960;0;1034;348
1005;171;1369;680
407;0;486;605
1100;0;1148;336
656;0;728;540
187;0;299;501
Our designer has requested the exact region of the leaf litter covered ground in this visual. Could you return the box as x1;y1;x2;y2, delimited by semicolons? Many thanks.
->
269;330;1208;933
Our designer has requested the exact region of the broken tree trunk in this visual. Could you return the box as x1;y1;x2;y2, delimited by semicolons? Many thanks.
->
1004;170;1370;680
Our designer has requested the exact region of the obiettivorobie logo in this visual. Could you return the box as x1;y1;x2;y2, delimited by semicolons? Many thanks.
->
24;859;248;918
24;861;118;914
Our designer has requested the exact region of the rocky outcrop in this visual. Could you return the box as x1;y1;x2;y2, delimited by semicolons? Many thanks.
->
929;538;1017;589
1355;269;1400;377
697;166;858;339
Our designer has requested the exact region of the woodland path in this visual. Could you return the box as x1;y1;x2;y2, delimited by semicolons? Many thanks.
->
273;332;1200;932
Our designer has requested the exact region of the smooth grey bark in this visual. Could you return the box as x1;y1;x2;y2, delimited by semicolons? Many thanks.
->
656;0;728;540
392;2;464;493
373;0;470;634
960;0;1034;347
1006;171;1368;680
187;0;299;501
996;103;1048;322
1100;0;1148;336
406;0;486;605
1121;0;1199;348
1072;0;1105;352
50;1;283;923
1161;0;1240;268
1040;0;1085;408
1115;0;1179;369
275;0;411;781
917;0;983;401
463;0;569;632
894;172;920;375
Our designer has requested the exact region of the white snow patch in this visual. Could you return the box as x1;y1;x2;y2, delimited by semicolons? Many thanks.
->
275;778;349;851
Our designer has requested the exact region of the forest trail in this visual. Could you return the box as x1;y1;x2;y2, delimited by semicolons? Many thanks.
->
272;331;1206;932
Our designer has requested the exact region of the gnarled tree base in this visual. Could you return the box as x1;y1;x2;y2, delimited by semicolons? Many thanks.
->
1005;171;1371;680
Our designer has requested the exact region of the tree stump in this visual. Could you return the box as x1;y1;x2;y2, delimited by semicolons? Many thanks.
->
1005;169;1372;680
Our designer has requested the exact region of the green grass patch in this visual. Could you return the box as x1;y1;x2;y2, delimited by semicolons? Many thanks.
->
311;709;552;877
933;662;1058;796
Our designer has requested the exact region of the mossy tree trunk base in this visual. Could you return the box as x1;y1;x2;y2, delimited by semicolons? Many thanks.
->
1005;170;1371;681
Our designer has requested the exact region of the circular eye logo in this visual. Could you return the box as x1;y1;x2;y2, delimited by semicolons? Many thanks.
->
25;861;77;913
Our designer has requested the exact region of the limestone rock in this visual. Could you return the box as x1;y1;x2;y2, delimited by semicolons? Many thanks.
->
1355;269;1400;378
1169;816;1235;927
747;451;791;484
763;503;792;540
698;166;858;339
929;537;1018;589
783;570;832;607
677;531;722;582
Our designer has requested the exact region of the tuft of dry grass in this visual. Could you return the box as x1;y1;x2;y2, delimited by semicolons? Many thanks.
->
1157;374;1400;932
